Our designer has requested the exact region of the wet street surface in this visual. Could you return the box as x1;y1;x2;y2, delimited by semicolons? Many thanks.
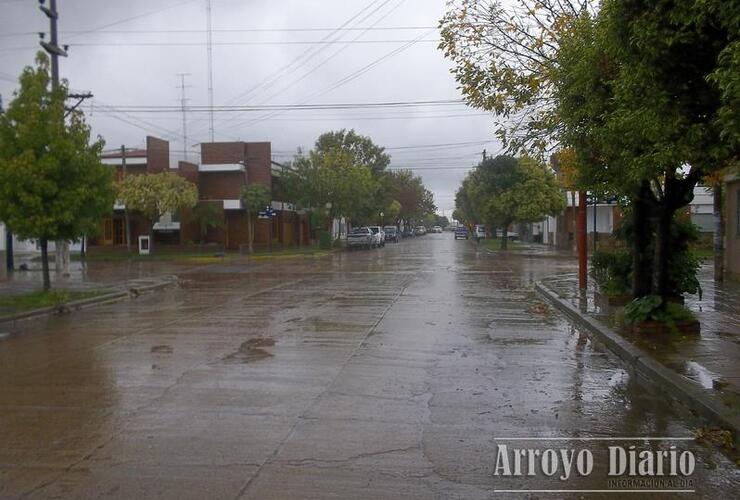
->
1;235;738;499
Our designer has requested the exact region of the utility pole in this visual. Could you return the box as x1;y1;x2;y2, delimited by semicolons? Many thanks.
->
205;0;215;141
40;0;71;276
1;94;12;272
482;149;487;162
577;191;588;290
176;73;192;160
121;146;131;250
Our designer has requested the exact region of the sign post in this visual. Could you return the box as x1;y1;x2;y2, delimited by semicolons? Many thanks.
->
257;206;277;252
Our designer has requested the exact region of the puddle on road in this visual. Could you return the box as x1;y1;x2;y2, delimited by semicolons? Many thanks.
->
223;337;276;364
685;361;725;390
608;368;629;389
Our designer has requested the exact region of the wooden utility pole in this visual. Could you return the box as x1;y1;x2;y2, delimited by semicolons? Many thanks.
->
577;191;588;289
121;145;131;250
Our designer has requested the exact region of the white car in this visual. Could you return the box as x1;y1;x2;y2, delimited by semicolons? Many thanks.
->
474;224;486;240
347;227;375;250
368;226;385;247
432;226;443;233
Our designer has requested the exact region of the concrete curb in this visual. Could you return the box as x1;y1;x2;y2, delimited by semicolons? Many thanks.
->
0;277;178;326
535;280;740;446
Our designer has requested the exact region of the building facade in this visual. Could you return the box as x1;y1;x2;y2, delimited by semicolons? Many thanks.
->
92;136;310;251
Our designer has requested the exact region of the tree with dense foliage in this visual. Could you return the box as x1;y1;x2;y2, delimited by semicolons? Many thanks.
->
461;155;565;249
441;0;739;309
0;54;115;289
191;202;224;244
553;0;739;299
386;169;437;227
439;0;594;156
240;183;272;254
118;172;197;253
315;129;391;175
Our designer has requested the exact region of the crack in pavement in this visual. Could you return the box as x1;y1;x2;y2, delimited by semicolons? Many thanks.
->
233;274;417;499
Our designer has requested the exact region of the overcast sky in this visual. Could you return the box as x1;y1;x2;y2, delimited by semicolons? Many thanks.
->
0;0;501;215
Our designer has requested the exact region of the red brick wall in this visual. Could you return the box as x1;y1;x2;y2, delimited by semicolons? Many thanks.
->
199;172;247;200
245;142;272;188
201;142;246;164
177;161;199;184
146;136;169;173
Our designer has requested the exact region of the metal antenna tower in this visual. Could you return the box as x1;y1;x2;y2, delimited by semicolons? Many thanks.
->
205;0;215;141
176;73;192;160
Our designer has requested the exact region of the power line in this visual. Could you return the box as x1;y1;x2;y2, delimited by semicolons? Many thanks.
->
2;26;438;38
65;0;199;41
91;98;466;112
187;0;394;139
239;0;408;111
227;28;435;131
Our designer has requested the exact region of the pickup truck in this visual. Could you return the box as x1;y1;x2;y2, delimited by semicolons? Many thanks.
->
347;227;375;250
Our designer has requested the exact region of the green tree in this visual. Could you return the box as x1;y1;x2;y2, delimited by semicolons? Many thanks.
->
118;172;198;253
553;0;739;299
463;155;564;249
240;183;272;254
439;0;592;155
385;200;402;225
191;202;224;244
282;149;380;227
315;129;390;175
386;169;437;227
0;54;115;290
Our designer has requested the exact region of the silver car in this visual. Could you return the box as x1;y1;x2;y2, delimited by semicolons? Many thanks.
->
347;227;375;250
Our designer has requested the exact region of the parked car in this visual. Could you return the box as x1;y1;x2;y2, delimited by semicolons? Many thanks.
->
432;225;443;233
401;227;414;238
347;227;374;250
415;226;427;236
454;226;469;240
368;226;385;247
474;224;486;241
383;226;399;243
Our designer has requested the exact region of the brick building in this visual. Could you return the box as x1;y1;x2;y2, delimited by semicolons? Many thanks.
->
92;136;309;251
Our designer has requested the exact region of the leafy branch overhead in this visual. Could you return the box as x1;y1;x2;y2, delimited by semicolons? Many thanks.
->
117;172;198;224
439;0;596;155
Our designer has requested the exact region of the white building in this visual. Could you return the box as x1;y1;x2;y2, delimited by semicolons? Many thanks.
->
689;185;714;233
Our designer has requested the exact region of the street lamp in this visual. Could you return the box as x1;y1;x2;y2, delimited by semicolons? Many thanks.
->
380;211;384;225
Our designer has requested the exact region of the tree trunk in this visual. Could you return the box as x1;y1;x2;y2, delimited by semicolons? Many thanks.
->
5;228;13;271
654;206;675;300
632;182;654;298
713;183;724;282
247;209;254;254
500;222;509;250
148;222;155;254
40;238;50;291
55;240;63;273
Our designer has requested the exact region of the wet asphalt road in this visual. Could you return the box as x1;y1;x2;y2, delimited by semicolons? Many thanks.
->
1;235;738;499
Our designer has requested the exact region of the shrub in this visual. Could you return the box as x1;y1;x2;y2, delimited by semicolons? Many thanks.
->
318;230;332;250
624;295;696;330
591;249;632;296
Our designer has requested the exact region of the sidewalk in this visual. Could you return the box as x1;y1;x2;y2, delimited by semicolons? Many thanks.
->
542;263;740;415
0;253;190;298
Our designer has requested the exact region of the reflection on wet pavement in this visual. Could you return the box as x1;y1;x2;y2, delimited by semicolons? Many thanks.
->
544;264;740;414
0;236;738;498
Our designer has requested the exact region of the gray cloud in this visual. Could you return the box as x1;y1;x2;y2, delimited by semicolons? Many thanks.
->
0;0;500;214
